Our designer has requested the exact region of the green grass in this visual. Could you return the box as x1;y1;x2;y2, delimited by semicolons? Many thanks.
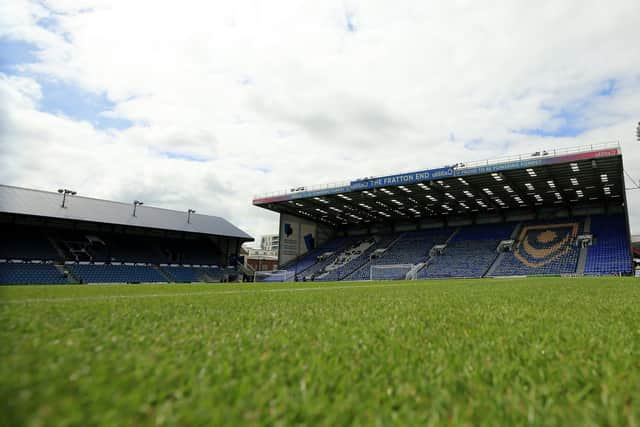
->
1;278;639;426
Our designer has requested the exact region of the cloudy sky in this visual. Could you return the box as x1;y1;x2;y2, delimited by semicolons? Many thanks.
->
1;0;639;243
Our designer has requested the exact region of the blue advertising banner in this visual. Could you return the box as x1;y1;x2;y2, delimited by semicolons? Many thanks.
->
350;167;455;189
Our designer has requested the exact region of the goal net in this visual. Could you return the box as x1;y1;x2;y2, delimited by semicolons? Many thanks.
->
370;264;414;281
253;270;295;283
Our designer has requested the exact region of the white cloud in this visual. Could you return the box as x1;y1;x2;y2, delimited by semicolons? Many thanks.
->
1;0;640;241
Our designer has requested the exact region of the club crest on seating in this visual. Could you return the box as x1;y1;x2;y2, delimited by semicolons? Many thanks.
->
514;223;579;268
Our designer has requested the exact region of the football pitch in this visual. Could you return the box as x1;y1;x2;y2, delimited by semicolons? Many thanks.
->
2;277;639;426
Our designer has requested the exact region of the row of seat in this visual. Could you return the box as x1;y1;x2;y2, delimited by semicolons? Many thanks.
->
0;263;237;284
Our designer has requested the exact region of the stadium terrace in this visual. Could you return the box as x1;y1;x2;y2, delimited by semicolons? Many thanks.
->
253;142;633;281
0;185;253;285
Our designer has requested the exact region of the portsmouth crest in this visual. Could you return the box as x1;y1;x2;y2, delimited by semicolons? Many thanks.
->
514;223;579;268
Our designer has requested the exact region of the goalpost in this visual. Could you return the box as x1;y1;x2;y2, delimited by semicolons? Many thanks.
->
370;264;414;281
253;270;296;283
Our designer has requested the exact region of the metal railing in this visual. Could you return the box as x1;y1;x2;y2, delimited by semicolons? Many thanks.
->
253;141;620;200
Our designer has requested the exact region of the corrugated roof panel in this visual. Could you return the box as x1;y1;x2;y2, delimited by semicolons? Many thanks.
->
0;185;253;241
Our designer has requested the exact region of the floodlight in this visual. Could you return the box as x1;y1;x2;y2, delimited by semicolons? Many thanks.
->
58;188;76;208
132;200;144;217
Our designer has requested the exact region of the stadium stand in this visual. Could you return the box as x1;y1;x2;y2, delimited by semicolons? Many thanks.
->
255;143;633;281
585;214;632;275
256;216;630;282
420;222;516;278
0;184;252;284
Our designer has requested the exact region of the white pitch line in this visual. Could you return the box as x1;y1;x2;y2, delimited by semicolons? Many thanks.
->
0;281;439;304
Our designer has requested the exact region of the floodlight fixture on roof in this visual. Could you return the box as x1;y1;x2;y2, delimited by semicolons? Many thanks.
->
571;163;580;172
187;208;196;223
380;188;394;195
526;168;537;177
491;173;503;181
57;188;77;208
132;200;143;217
571;177;579;186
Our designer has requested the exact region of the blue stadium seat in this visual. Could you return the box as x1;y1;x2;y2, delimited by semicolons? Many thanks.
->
585;214;632;275
69;264;167;284
0;263;69;284
420;222;516;279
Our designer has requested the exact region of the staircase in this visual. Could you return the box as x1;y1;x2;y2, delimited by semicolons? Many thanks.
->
55;264;80;284
575;216;591;275
484;252;505;277
237;262;255;278
484;221;521;277
154;265;174;282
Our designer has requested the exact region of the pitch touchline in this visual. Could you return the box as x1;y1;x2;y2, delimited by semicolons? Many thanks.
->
1;281;438;304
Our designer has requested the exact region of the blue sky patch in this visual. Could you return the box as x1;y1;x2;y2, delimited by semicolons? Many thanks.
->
516;78;618;138
0;39;39;73
2;35;132;131
161;152;210;162
37;78;133;130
